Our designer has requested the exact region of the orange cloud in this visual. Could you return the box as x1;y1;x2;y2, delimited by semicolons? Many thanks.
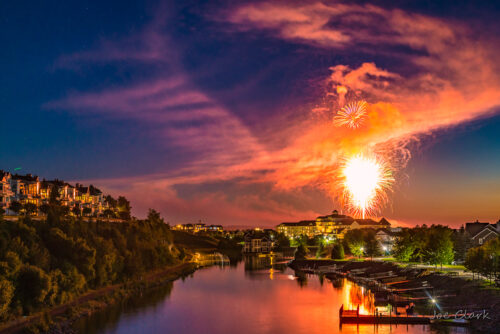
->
56;2;500;225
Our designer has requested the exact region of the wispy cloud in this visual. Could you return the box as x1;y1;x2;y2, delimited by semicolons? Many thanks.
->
49;2;500;225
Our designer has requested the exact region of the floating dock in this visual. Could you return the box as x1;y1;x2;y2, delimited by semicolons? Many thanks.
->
339;304;431;324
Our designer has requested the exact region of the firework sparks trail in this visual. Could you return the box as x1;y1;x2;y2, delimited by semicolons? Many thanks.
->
336;154;395;218
333;100;368;129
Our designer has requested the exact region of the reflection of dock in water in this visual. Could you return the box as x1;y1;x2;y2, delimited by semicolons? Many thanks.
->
244;254;288;280
194;252;230;267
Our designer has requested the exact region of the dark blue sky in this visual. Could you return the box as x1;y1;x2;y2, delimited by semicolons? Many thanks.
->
1;1;499;226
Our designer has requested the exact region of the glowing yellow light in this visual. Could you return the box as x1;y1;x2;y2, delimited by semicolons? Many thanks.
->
338;154;394;218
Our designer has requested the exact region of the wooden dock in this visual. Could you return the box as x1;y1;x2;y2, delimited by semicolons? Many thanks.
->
339;304;432;324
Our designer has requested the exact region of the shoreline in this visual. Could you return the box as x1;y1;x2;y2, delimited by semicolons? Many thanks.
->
290;259;500;333
0;262;198;334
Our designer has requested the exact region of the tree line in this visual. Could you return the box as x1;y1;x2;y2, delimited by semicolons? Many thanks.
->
392;225;455;267
290;225;457;268
465;238;500;281
0;204;180;321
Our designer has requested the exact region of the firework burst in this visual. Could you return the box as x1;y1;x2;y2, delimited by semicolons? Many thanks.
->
333;100;368;129
336;153;394;218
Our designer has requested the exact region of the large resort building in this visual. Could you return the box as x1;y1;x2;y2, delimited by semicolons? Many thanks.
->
277;210;391;239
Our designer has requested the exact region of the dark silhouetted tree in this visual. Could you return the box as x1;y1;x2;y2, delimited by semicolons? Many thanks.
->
82;207;92;216
147;209;164;224
344;229;365;257
9;201;22;214
0;279;14;319
117;196;131;220
23;203;37;216
295;244;308;260
16;265;52;314
331;242;345;259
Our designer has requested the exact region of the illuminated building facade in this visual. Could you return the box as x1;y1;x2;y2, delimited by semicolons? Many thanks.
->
243;232;274;253
277;210;391;239
0;170;116;217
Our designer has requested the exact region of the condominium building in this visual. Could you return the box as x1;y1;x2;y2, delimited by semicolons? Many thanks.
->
0;170;116;217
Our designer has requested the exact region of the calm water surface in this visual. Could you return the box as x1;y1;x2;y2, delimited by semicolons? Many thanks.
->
74;257;468;334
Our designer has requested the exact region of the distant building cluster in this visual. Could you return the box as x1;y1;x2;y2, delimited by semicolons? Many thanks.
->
0;170;119;217
277;210;392;239
172;221;224;233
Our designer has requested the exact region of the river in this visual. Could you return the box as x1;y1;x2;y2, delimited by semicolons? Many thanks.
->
74;256;469;334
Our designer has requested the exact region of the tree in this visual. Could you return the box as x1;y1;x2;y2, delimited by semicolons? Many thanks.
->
104;195;117;208
9;201;22;214
452;226;468;263
59;205;70;216
72;206;81;217
426;227;454;268
24;203;38;216
466;246;485;280
15;265;52;314
316;242;328;258
393;230;416;262
49;184;60;205
102;209;115;218
275;232;290;250
0;279;14;318
344;229;365;257
465;238;500;281
147;209;164;224
82;207;92;216
295;244;308;260
364;230;381;259
331;242;345;259
39;204;51;215
117;196;131;220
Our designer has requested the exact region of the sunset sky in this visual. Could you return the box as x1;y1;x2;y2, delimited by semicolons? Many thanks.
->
2;0;500;227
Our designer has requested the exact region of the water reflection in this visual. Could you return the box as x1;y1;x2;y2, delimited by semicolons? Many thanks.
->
74;256;468;334
74;283;174;334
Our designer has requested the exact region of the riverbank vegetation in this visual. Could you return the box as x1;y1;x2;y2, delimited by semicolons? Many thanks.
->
286;224;499;283
0;206;184;325
392;226;454;267
465;238;500;282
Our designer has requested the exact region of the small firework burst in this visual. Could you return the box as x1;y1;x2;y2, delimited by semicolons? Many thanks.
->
333;100;368;129
336;153;394;218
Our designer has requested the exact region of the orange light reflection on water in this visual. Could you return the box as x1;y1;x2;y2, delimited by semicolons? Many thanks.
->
341;278;375;314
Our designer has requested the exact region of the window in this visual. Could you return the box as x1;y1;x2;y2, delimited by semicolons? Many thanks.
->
479;238;483;245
